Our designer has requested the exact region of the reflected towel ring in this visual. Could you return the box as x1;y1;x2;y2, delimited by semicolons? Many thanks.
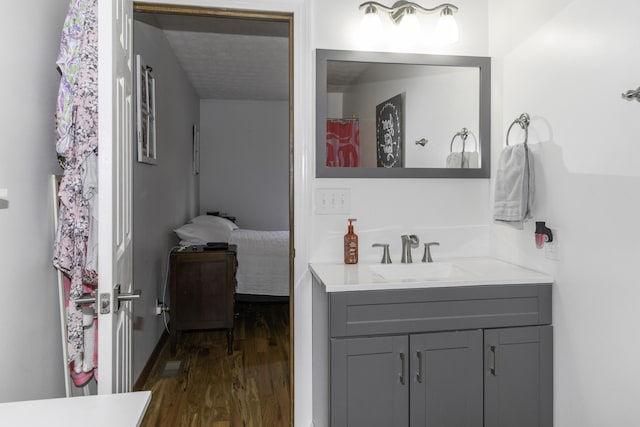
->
506;113;530;146
450;128;478;153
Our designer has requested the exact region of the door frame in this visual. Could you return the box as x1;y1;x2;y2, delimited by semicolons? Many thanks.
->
132;2;298;424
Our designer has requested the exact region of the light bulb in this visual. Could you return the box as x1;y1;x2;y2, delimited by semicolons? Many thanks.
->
360;7;382;42
399;9;420;39
436;10;459;45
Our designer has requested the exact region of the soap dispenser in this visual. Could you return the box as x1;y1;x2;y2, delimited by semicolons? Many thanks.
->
344;218;358;264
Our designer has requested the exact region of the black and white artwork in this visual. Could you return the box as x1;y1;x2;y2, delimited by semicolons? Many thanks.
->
376;93;403;168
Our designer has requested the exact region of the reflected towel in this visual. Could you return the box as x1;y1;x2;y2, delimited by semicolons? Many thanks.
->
493;144;534;225
446;152;479;168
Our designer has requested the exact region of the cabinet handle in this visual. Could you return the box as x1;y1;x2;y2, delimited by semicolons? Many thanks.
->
490;345;497;376
416;351;423;383
399;352;406;385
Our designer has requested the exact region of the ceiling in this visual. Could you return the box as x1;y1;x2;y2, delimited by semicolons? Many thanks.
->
134;12;290;101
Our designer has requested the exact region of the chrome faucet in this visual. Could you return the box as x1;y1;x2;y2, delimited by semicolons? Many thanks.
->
401;234;420;263
372;243;392;264
422;242;440;263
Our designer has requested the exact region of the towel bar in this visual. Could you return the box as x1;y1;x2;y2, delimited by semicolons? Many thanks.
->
450;127;478;153
621;87;640;102
506;113;530;146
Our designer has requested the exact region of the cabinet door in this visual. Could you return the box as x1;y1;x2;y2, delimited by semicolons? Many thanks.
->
409;330;483;427
484;326;553;427
331;335;409;427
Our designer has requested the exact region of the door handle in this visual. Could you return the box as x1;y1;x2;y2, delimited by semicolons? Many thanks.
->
74;293;96;306
115;284;141;311
490;345;497;376
416;351;423;383
399;352;406;385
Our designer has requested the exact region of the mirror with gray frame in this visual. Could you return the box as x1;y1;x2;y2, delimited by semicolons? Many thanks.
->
316;49;491;178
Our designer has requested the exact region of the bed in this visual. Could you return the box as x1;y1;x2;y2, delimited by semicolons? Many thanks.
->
174;215;289;299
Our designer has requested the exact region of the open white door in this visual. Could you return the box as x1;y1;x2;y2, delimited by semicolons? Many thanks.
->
97;0;136;394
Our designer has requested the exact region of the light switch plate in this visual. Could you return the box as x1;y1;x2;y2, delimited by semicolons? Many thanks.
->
315;188;351;214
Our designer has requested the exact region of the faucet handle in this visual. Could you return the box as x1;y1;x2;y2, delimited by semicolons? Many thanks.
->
372;243;392;264
422;242;440;263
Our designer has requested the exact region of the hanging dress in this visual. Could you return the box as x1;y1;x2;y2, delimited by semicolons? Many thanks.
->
52;0;99;383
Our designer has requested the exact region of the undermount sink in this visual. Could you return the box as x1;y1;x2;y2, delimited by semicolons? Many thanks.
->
369;262;454;281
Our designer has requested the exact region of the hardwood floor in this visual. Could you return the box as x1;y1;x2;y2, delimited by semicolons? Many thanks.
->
138;302;290;427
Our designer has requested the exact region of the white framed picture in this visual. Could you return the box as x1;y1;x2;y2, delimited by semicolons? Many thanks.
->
136;55;157;164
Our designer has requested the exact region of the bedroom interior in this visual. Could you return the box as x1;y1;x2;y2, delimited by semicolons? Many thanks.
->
131;4;293;424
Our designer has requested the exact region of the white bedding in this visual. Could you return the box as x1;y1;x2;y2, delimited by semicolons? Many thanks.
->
179;228;289;297
230;229;289;296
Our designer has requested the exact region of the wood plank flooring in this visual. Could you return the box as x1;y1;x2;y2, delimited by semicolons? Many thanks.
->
138;302;290;427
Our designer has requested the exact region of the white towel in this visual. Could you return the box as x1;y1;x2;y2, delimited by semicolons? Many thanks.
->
464;151;478;168
446;152;463;168
446;152;479;168
493;144;534;226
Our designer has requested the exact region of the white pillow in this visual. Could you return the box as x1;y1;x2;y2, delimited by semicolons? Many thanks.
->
190;215;239;231
174;222;232;243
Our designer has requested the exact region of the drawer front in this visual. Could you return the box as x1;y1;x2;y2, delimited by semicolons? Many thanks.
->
170;251;236;330
329;284;551;338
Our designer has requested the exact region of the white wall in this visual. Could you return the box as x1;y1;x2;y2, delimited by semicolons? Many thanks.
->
199;99;289;230
311;0;491;262
132;21;200;381
0;0;70;402
489;0;640;425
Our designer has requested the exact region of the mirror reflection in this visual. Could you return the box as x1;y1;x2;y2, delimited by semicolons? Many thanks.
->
327;61;479;169
316;50;491;178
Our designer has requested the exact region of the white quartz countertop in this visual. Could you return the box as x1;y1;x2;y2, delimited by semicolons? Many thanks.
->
0;391;151;427
310;257;553;292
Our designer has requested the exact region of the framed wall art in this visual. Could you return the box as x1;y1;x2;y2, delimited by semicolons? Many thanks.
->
192;124;200;175
136;55;157;164
376;93;404;168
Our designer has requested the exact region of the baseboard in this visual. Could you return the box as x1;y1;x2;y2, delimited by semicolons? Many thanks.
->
134;330;169;391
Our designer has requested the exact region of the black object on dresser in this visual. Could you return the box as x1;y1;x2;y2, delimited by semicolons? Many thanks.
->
169;245;237;355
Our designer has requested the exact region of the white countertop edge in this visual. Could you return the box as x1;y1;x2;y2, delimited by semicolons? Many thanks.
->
0;391;152;427
310;257;554;293
316;278;553;293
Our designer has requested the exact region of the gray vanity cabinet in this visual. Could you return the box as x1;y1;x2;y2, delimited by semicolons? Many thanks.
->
325;284;553;427
331;335;409;427
484;326;553;427
330;330;483;427
410;330;483;427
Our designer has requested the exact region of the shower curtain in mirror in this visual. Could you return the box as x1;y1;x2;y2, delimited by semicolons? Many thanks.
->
326;119;359;167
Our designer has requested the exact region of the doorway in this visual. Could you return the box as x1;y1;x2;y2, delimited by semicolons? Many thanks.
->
132;2;294;424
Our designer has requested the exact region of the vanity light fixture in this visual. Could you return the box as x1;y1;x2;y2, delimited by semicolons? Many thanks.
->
359;1;459;44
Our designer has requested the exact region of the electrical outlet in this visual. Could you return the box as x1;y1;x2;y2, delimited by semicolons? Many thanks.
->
315;188;351;214
155;299;164;315
545;229;559;261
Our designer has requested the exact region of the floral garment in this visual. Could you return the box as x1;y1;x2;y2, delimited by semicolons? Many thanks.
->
53;0;99;368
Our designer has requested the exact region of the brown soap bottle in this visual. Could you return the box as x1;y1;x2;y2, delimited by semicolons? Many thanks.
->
344;218;358;264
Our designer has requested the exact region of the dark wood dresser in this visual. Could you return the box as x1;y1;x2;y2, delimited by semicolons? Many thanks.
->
169;245;237;355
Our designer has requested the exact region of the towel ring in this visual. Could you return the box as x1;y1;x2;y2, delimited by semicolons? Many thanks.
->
450;128;478;153
506;113;530;146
